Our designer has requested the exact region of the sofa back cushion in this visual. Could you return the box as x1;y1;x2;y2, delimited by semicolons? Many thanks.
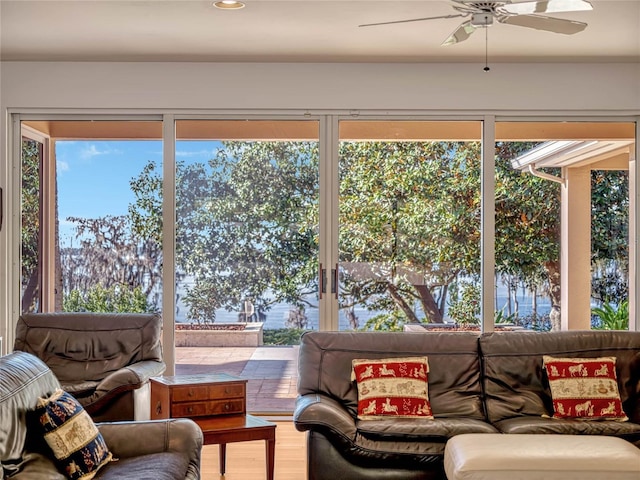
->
479;330;640;424
15;313;163;383
298;331;485;420
0;351;60;466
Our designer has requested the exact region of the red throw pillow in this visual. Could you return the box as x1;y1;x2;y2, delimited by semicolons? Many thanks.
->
543;356;628;421
351;356;433;420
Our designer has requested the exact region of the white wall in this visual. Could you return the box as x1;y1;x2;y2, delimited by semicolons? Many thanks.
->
1;62;639;112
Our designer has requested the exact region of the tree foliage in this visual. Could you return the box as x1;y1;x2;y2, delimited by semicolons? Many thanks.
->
339;141;481;323
63;284;155;313
591;170;628;303
21;139;41;312
19;136;629;328
129;142;319;323
61;215;162;309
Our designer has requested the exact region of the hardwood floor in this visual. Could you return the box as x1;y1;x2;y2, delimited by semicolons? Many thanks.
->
200;420;307;479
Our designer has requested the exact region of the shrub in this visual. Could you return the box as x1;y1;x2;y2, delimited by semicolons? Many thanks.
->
361;311;407;332
63;284;156;313
263;328;310;345
592;300;628;330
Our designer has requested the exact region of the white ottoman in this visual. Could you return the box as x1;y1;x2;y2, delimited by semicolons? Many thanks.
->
444;434;640;480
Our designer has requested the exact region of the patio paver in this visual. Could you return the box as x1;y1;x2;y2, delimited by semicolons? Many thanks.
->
175;346;298;413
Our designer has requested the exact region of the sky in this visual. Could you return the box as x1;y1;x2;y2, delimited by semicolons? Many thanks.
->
55;140;220;245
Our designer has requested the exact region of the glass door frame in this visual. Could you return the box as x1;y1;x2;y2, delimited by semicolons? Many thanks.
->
328;115;495;331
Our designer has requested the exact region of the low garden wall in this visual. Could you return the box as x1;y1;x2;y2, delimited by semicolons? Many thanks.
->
175;322;264;347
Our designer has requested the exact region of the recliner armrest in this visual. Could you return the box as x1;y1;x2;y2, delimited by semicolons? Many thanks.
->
97;418;202;478
294;393;357;441
82;361;165;413
120;360;166;385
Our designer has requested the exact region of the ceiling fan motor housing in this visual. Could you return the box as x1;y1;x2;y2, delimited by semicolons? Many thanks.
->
470;12;494;27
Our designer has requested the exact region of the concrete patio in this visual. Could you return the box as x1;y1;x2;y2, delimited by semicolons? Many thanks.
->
175;345;299;413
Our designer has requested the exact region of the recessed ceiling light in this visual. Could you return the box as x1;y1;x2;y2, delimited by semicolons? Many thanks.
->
213;1;245;9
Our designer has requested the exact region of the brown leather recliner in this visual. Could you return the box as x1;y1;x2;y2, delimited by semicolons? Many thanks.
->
14;312;166;422
0;350;202;480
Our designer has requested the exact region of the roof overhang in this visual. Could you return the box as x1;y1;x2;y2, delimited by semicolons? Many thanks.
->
512;140;635;171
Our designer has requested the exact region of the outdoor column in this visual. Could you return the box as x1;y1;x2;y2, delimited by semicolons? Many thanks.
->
561;165;592;330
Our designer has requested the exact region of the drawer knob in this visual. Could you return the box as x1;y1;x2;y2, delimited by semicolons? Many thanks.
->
187;406;193;414
224;403;230;411
224;387;230;394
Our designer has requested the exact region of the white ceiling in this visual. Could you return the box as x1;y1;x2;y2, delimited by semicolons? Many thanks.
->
1;0;639;63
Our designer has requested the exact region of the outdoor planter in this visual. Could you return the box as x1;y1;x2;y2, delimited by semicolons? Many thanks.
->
175;322;264;347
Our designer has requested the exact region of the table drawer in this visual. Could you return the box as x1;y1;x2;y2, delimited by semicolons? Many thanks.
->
172;399;245;417
172;383;245;402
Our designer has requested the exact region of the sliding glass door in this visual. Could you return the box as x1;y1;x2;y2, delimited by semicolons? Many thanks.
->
495;121;636;331
20;119;164;315
336;120;483;330
173;119;320;413
11;114;637;409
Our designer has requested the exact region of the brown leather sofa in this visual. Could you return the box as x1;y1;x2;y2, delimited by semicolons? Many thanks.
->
0;350;202;480
14;313;166;422
294;330;640;480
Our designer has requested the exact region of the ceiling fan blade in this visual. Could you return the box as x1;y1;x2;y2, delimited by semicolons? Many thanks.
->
498;14;587;34
442;21;476;46
500;0;593;16
359;13;466;28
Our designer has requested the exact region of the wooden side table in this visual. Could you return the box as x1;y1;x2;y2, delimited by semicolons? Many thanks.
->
150;373;276;480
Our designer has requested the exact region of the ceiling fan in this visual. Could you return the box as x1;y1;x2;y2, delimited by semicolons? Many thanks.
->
359;0;593;46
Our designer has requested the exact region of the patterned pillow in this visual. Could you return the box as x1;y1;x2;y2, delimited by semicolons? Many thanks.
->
33;389;113;480
543;356;628;421
351;356;433;420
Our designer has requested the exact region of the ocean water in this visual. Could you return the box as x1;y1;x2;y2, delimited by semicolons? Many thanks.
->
176;292;552;331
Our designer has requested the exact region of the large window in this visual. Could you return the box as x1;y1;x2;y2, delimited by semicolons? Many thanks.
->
337;121;482;330
495;122;635;331
174;120;320;335
20;120;164;315
12;115;637;411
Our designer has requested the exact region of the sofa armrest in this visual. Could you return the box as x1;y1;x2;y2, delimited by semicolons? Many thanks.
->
97;419;202;477
294;393;357;441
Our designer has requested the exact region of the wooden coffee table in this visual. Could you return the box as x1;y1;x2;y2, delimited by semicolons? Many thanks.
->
150;373;277;479
194;414;276;479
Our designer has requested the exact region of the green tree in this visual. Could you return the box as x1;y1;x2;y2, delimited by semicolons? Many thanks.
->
21;139;41;312
339;141;481;324
61;215;162;310
126;139;625;331
63;284;155;313
591;170;628;304
494;142;561;329
130;142;319;323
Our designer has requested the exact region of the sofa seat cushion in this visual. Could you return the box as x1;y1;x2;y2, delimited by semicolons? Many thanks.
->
319;428;500;471
94;452;190;480
356;418;498;440
494;416;640;446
